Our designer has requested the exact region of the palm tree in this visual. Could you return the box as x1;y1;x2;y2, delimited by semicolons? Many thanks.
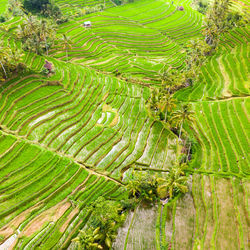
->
157;163;188;199
17;15;56;55
184;136;196;162
171;104;195;140
159;93;176;122
17;14;39;52
72;227;103;249
39;19;56;56
146;88;162;119
40;19;49;55
9;41;24;62
0;42;11;79
61;34;72;61
0;59;8;79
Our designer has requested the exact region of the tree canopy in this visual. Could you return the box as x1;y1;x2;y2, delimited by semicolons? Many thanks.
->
23;0;50;13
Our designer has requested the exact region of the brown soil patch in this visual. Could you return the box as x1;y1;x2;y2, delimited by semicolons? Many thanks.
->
0;204;42;239
60;207;79;233
23;201;71;237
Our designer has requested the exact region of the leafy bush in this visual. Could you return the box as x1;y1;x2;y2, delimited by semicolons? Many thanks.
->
125;170;158;202
73;197;126;249
0;42;26;81
125;166;189;201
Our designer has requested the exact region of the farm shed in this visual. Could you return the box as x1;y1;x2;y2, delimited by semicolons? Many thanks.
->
83;21;92;27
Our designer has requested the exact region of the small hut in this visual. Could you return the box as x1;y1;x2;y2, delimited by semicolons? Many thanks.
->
44;60;53;73
83;21;92;28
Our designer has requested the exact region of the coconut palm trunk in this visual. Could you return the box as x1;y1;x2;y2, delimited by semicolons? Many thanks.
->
178;121;183;140
187;142;192;162
45;37;48;56
0;60;7;79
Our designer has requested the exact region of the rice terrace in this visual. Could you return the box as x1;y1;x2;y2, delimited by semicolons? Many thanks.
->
0;0;249;249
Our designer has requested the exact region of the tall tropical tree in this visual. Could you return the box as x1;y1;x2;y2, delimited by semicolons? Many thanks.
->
61;34;73;61
0;51;9;79
73;197;125;249
157;163;188;199
185;38;211;70
171;104;195;140
125;170;158;202
17;14;56;55
39;19;55;55
203;0;232;47
185;136;197;162
0;41;11;79
159;93;176;122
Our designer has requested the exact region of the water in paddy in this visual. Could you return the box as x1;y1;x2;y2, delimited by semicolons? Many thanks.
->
113;205;158;250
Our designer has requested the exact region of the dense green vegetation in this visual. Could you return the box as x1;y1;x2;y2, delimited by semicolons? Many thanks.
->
0;0;249;249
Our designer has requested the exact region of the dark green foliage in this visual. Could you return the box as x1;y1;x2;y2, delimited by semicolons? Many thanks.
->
197;0;208;14
113;0;122;5
119;197;137;210
41;2;67;24
115;0;134;4
226;11;246;28
125;166;189;201
146;88;176;123
17;15;56;55
88;197;125;230
73;197;126;249
23;0;50;13
0;41;26;80
0;15;7;23
156;163;189;199
125;170;159;202
202;0;247;47
0;235;4;242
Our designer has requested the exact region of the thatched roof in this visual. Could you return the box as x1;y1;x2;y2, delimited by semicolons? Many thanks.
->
44;60;52;71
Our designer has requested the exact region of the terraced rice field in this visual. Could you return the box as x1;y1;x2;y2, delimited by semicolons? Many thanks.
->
174;27;250;101
0;0;249;249
155;22;249;249
50;0;202;83
0;0;8;14
55;0;115;15
0;28;178;248
156;175;249;249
